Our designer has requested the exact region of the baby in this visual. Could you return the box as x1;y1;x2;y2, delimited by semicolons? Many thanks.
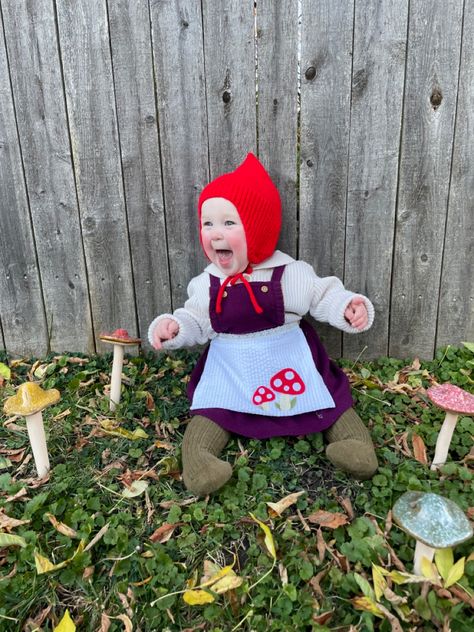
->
149;153;378;496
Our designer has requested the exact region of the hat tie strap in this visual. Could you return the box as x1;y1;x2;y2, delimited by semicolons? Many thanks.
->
215;267;263;315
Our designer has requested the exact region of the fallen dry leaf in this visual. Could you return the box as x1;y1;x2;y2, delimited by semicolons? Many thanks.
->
0;448;26;462
312;611;333;626
100;612;112;632
149;522;181;544
4;488;27;503
309;568;328;599
0;509;30;532
412;433;428;465
316;528;326;563
307;510;349;529
266;491;305;517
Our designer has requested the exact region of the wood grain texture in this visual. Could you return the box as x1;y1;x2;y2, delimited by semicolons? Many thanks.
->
56;0;137;350
344;0;408;359
436;0;474;348
0;7;48;356
299;0;354;357
2;0;93;353
389;0;463;358
202;0;256;178
257;0;298;259
149;0;209;307
107;0;171;346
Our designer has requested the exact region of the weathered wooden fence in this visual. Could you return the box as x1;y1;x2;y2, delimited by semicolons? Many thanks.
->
0;0;473;360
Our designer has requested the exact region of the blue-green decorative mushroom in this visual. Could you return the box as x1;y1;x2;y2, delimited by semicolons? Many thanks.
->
393;491;473;576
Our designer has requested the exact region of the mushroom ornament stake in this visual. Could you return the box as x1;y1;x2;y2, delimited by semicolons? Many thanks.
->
393;491;473;576
427;383;474;470
99;329;141;411
3;383;60;478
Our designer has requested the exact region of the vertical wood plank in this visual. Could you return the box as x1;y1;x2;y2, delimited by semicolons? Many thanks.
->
299;0;354;357
202;0;256;177
344;0;408;359
389;0;463;358
436;0;474;348
107;0;171;345
0;7;48;357
257;0;299;259
2;0;93;353
149;0;209;307
55;0;137;349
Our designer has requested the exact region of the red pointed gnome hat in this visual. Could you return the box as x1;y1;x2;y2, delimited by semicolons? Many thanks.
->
198;153;281;265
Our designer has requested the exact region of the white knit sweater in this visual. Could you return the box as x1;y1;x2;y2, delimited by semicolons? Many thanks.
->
148;251;374;349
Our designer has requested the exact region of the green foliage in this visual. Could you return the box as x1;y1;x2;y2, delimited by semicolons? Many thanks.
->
0;345;473;631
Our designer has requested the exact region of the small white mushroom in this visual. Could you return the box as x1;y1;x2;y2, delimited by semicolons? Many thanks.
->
3;382;60;478
393;491;473;576
427;383;474;470
99;329;141;411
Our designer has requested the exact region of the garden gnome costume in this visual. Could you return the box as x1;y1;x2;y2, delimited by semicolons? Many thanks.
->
149;154;378;496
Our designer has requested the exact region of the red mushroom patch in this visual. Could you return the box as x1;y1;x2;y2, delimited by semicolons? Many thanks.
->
269;368;306;411
252;386;276;410
270;369;306;395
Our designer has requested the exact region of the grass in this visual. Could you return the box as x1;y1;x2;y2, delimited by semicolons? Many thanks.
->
0;343;473;631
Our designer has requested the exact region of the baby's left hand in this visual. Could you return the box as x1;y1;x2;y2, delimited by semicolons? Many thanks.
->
344;297;368;330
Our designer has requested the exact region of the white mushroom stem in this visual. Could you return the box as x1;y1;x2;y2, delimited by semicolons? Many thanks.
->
110;344;124;411
278;394;292;411
414;540;435;576
431;411;459;470
25;411;50;478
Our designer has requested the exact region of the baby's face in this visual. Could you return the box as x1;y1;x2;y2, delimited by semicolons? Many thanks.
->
201;198;248;275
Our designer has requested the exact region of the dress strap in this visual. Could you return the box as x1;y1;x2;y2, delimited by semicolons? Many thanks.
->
270;265;286;283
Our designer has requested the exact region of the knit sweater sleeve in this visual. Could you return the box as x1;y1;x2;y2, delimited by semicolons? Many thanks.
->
285;261;374;334
147;273;215;349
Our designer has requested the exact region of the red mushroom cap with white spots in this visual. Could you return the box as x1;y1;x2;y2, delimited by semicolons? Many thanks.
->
270;369;306;395
427;384;474;415
99;328;141;345
252;386;276;406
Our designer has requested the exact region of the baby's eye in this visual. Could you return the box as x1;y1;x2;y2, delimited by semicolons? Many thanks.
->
224;220;236;226
202;221;212;227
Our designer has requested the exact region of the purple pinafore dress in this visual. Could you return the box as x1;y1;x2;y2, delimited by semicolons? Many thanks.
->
188;265;353;439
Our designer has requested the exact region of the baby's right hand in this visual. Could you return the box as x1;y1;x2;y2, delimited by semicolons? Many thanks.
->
152;318;179;349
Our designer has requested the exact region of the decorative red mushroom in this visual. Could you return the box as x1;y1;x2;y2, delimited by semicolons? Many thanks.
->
270;368;306;411
252;386;276;410
427;383;474;470
99;329;141;411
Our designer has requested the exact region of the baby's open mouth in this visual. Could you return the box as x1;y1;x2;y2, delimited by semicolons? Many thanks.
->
216;249;233;262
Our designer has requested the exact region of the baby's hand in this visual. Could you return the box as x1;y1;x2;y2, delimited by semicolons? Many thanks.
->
344;297;368;330
152;318;179;349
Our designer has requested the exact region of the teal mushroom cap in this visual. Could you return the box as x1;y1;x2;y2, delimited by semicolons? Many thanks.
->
393;491;473;549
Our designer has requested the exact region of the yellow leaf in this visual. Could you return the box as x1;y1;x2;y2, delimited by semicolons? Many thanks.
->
420;557;439;583
211;571;244;594
114;614;133;632
250;513;276;560
35;541;85;574
0;532;27;548
121;480;149;498
46;513;78;538
387;570;427;585
266;491;305;516
200;563;234;588
99;420;148;440
444;557;465;588
53;609;76;632
35;551;67;574
435;547;454;582
372;564;388;601
351;596;385;618
182;589;215;605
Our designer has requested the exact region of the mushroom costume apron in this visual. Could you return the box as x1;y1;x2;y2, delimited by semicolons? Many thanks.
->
188;265;354;439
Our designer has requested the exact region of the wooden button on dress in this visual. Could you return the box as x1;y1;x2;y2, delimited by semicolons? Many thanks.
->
261;285;269;293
